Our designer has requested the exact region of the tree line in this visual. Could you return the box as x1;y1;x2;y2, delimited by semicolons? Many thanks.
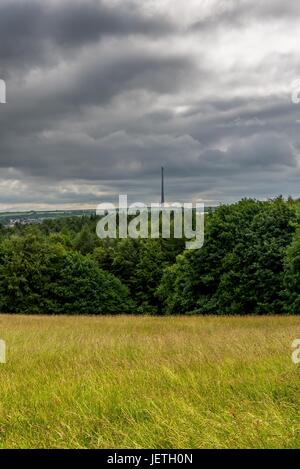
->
0;196;300;315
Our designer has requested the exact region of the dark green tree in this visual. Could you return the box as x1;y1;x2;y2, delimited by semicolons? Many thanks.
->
0;233;134;314
157;198;295;315
283;227;300;312
73;223;97;255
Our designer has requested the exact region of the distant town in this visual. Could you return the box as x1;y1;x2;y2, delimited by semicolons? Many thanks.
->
0;209;96;228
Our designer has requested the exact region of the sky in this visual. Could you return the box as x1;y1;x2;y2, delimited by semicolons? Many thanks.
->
1;0;300;210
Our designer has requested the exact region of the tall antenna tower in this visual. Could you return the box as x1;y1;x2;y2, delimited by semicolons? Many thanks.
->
161;166;165;205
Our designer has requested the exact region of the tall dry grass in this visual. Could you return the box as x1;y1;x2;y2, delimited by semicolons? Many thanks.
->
0;314;299;448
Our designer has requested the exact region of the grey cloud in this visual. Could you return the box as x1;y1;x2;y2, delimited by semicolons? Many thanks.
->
0;0;300;209
0;0;175;75
190;0;300;33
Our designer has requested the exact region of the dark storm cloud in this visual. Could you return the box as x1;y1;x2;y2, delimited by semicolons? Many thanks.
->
0;0;175;74
0;48;198;177
0;0;300;208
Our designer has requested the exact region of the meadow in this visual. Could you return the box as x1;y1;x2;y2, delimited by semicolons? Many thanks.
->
0;314;299;448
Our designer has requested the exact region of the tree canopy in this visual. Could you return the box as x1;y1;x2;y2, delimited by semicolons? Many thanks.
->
0;197;300;315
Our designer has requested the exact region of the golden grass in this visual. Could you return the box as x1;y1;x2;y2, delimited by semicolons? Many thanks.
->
0;314;299;448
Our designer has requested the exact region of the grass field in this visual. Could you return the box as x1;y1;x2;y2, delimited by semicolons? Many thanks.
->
0;314;300;448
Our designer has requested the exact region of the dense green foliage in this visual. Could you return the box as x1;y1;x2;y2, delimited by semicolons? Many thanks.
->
0;197;300;314
158;198;297;314
0;234;133;314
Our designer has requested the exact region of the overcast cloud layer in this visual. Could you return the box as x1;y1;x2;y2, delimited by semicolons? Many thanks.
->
0;0;300;209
